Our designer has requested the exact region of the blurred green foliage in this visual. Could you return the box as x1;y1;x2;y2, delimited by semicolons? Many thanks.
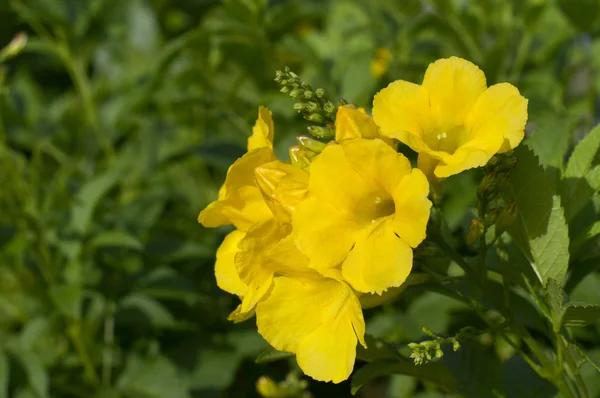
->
2;0;600;397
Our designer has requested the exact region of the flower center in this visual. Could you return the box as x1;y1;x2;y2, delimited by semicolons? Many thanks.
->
356;192;395;225
425;125;468;154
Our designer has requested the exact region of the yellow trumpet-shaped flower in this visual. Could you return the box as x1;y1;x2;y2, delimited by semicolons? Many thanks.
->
335;105;395;147
257;273;366;384
292;138;431;294
198;106;276;231
372;56;528;178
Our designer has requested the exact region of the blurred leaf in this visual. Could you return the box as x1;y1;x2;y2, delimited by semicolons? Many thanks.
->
561;124;600;221
0;225;16;249
49;284;82;320
356;335;402;363
70;169;122;235
7;345;48;398
503;355;556;398
557;0;600;32
90;230;144;251
508;145;570;286
116;355;190;398
118;293;176;328
255;346;293;364
351;358;457;395
563;302;600;328
0;349;8;398
440;342;504;398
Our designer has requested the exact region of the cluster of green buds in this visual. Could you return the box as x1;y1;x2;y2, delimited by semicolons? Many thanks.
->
467;153;519;246
275;67;345;140
408;325;477;365
256;373;311;398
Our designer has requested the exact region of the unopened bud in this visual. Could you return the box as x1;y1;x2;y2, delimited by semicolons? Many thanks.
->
303;90;313;99
484;208;498;228
453;340;461;351
494;172;510;191
496;202;518;234
435;348;444;359
477;172;496;199
466;219;484;246
280;86;289;93
293;102;306;112
339;98;349;106
306;113;324;124
289;88;303;99
323;101;336;115
305;101;319;113
256;376;279;398
315;88;325;98
296;135;326;153
0;33;27;62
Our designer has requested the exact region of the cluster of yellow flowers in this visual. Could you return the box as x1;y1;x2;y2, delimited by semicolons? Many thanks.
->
198;57;528;383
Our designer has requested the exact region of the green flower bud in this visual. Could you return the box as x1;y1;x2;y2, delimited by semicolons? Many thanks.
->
453;340;461;351
293;102;307;112
466;219;484;246
306;101;319;113
303;90;313;99
323;101;336;115
289;88;303;99
315;88;325;98
296;135;327;153
435;348;444;359
477;172;496;199
484;208;498;228
280;86;290;94
0;33;27;63
496;202;518;234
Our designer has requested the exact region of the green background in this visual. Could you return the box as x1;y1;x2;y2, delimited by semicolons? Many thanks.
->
2;0;600;397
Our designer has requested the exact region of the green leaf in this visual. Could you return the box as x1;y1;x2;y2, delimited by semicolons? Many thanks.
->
508;145;570;286
90;230;144;251
526;113;570;170
557;0;600;31
254;346;294;364
118;293;176;328
561;124;600;221
503;356;556;398
7;346;49;398
571;220;600;254
544;278;566;331
116;355;190;398
49;284;82;320
0;349;8;398
70;169;122;235
562;302;600;328
351;358;457;395
356;335;402;363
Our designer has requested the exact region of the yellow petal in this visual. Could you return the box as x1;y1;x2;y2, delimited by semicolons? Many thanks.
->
466;82;528;154
335;105;379;142
228;303;255;323
292;197;359;271
256;276;365;383
262;234;320;278
341;138;411;193
235;219;289;312
391;168;431;247
422;56;487;127
248;106;274;151
214;230;248;297
434;86;523;177
307;143;380;214
372;80;434;151
254;160;309;224
198;147;275;231
342;218;413;294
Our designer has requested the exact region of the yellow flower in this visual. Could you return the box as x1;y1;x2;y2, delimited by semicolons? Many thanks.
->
200;107;311;316
257;273;366;383
292;138;431;294
370;47;392;79
372;56;528;178
335;104;395;147
198;106;276;231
